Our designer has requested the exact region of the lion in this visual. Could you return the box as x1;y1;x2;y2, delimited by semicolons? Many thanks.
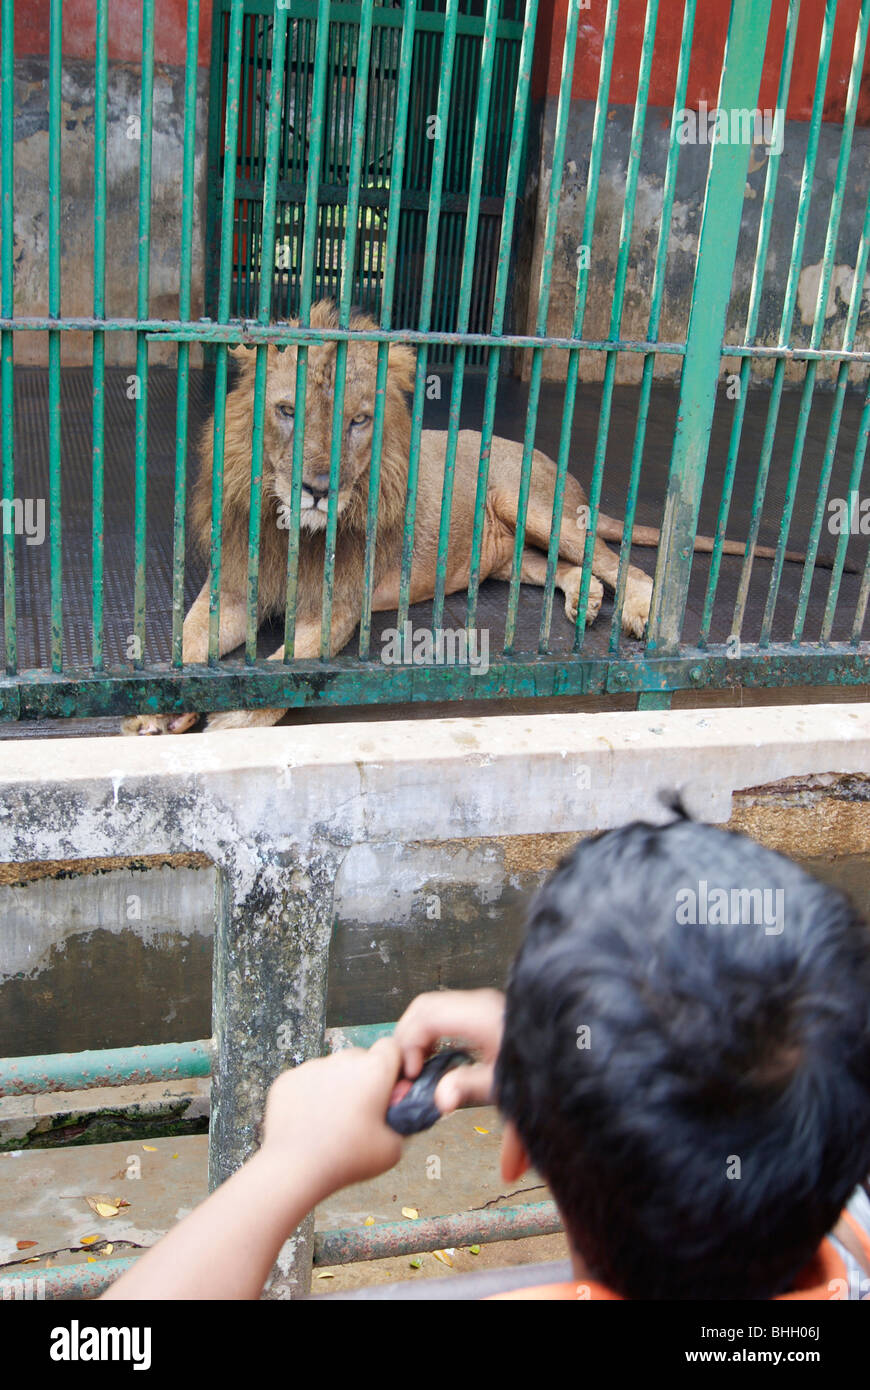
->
121;299;808;735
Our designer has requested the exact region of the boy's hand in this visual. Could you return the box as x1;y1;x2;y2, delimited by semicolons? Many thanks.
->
260;1037;404;1199
394;989;505;1115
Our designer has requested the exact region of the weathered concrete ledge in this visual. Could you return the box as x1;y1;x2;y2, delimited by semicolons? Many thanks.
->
0;703;867;1292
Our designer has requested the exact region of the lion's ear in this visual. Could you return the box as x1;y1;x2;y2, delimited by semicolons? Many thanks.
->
388;342;417;394
229;342;256;371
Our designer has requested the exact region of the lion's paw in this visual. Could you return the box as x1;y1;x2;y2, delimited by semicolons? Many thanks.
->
121;712;201;736
621;583;652;640
564;571;604;627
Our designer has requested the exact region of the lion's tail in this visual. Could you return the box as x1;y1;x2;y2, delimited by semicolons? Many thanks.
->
595;513;859;574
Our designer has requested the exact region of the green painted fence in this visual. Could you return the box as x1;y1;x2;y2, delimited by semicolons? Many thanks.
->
0;0;868;722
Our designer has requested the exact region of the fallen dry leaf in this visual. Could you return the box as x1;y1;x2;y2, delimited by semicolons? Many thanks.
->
87;1256;97;1264
21;1257;40;1265
103;1244;114;1256
16;1241;37;1251
85;1195;119;1218
363;1216;376;1226
401;1207;419;1220
473;1126;490;1135
433;1249;453;1267
142;1145;157;1152
315;1272;335;1280
79;1235;100;1247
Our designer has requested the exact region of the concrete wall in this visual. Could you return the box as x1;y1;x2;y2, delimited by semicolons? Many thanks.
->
516;100;870;385
2;762;870;1056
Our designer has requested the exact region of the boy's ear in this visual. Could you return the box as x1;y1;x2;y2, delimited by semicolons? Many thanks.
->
500;1120;530;1183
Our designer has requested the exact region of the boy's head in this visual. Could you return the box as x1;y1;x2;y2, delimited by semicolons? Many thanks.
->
495;813;870;1299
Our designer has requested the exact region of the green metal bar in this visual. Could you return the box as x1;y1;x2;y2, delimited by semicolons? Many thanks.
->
2;644;868;723
823;377;870;643
761;0;870;645
204;0;228;328
132;0;155;670
609;0;697;656
314;1200;562;1265
1;0;16;675
0;1041;213;1098
699;0;801;648
48;0;63;672
502;0;586;654
548;0;650;656
245;1;289;664
208;0;246;665
0;1024;395;1097
90;0;108;671
795;193;870;643
646;0;775;656
731;0;836;641
396;0;460;634
851;509;870;645
358;0;417;661
172;0;202;668
320;0;376;659
432;0;500;634
571;0;657;653
10;315;870;363
284;0;333;660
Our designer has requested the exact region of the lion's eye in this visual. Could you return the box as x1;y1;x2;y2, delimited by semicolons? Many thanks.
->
276;403;295;420
351;413;371;427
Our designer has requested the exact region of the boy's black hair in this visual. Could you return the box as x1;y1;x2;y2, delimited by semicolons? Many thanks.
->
495;814;870;1300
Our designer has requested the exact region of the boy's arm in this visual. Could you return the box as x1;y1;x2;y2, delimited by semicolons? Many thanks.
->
101;1038;403;1300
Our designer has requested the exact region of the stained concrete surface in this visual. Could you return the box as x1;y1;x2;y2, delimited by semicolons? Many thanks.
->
0;1105;567;1296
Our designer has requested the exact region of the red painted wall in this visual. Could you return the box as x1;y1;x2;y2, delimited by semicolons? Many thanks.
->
9;1;870;123
533;0;870;124
11;0;214;68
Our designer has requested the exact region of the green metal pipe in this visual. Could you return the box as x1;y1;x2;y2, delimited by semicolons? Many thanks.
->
731;0;837;641
397;0;460;634
172;0;202;668
132;0;155;670
647;0;775;656
91;0;108;672
761;0;870;644
321;0;376;658
610;0;697;656
314;1200;562;1265
246;2;289;663
284;0;333;661
503;0;587;654
208;0;246;665
359;0;417;661
48;0;63;672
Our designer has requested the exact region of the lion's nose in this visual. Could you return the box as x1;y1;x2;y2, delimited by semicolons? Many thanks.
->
305;474;330;500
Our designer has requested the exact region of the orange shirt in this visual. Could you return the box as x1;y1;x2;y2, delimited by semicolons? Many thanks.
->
488;1209;870;1301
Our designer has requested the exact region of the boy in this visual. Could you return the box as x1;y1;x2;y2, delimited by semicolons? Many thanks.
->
104;813;870;1300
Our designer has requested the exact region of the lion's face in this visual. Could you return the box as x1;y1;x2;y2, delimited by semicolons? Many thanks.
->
248;303;415;533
